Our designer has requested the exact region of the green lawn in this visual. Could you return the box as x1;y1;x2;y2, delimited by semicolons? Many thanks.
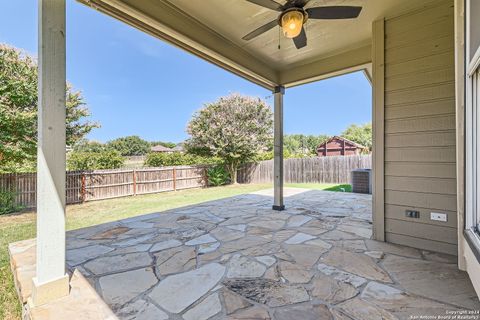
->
286;183;352;192
0;182;348;320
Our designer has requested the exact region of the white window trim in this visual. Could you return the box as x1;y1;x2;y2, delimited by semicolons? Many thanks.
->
465;0;480;235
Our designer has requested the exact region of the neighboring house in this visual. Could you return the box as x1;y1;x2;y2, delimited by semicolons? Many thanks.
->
150;145;174;153
171;145;184;153
316;136;366;157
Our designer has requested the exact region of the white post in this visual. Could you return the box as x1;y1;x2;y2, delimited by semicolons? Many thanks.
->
31;0;69;306
273;86;285;210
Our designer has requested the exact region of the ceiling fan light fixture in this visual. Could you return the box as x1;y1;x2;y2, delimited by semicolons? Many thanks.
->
280;10;304;38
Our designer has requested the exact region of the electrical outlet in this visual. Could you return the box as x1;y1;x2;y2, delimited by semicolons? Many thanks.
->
405;210;420;218
431;212;447;222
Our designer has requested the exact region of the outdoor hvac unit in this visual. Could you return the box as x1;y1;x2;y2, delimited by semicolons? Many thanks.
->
351;169;372;194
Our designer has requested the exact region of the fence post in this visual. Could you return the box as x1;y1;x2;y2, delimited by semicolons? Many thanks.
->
204;167;208;188
132;169;137;196
173;167;177;191
81;172;86;202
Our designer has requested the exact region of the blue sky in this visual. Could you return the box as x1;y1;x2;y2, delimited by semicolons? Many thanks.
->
0;0;372;144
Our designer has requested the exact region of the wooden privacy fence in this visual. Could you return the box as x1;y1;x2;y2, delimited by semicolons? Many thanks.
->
237;155;372;184
0;166;208;209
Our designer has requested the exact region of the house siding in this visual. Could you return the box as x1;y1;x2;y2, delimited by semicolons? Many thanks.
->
383;0;457;254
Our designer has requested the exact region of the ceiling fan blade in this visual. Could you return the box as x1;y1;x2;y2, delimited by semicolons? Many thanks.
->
293;27;307;49
242;19;278;40
306;6;362;19
285;0;310;8
246;0;284;11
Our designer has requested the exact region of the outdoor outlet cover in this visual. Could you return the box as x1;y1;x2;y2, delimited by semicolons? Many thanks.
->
431;212;447;222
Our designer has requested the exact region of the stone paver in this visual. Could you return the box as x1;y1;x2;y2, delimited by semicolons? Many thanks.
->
286;215;312;227
321;247;392;282
149;263;225;313
278;261;314;283
66;244;114;267
227;254;267;278
224;278;310;307
185;234;217;246
117;299;169;320
183;292;222;320
382;254;480;309
99;267;158;309
84;252;152;275
9;188;480;320
311;274;358;303
154;246;196;276
337;298;397;320
274;304;334;320
223;289;252;315
150;239;182;252
284;232;316;244
228;306;270;319
361;282;459;319
255;255;276;267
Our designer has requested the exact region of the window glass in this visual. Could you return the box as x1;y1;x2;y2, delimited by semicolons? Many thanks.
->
470;0;480;60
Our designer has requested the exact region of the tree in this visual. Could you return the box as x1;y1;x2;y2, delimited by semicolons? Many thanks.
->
186;93;273;183
150;141;176;149
284;134;329;155
144;152;219;167
107;135;150;156
342;123;372;151
67;150;124;170
0;44;99;172
72;139;108;153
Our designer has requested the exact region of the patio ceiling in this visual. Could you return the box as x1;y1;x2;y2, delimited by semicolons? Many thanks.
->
78;0;424;89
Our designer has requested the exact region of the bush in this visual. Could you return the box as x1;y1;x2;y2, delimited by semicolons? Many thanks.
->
254;150;313;161
67;150;125;170
207;165;230;186
144;152;219;167
0;190;22;215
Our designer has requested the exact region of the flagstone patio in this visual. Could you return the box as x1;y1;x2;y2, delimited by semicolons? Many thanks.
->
9;188;480;320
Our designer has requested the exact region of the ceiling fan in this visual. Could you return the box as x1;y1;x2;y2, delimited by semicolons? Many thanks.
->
242;0;362;49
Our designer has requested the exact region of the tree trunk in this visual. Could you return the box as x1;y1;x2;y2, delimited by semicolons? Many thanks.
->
228;163;238;184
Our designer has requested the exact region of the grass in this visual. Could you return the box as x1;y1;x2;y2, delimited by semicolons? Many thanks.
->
286;183;352;192
0;182;347;320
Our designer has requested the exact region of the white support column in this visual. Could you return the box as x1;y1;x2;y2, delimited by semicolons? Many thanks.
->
31;0;69;307
273;86;285;211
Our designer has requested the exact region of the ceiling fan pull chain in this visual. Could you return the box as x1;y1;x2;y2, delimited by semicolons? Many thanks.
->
278;27;281;50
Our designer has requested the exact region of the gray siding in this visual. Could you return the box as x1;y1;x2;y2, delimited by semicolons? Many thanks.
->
383;0;457;254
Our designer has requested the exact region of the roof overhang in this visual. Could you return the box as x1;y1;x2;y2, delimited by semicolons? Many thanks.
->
78;0;424;90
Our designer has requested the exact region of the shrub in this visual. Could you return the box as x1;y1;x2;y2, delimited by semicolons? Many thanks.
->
207;165;230;186
67;150;125;170
0;189;22;215
144;152;219;167
254;150;313;161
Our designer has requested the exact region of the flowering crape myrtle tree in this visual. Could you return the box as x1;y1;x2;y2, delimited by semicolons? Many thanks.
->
186;93;273;184
0;44;99;172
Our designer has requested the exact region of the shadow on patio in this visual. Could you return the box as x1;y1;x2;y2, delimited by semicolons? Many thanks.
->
9;188;480;319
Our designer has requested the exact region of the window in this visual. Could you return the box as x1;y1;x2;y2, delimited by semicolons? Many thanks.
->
466;0;480;236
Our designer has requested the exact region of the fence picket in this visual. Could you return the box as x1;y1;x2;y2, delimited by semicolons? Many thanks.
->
0;165;208;209
237;155;371;184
